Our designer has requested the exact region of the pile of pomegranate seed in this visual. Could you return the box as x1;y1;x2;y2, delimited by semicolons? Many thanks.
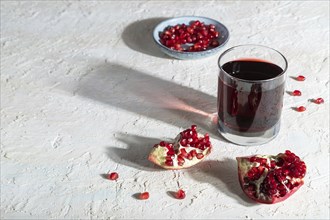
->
159;20;220;52
175;189;186;199
108;172;118;181
139;192;150;200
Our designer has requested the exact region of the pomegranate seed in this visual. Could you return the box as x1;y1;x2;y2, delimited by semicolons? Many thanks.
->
177;155;185;163
213;31;219;37
139;192;149;200
165;159;173;166
191;125;197;130
296;75;305;81
313;98;324;104
167;149;175;156
175;189;186;199
180;139;187;146
166;154;174;159
159;141;166;147
270;161;276;168
292;90;302;96
209;24;216;29
196;153;204;159
296;106;306;112
190;150;197;158
279;190;287;197
180;149;189;158
108;172;118;181
210;39;219;47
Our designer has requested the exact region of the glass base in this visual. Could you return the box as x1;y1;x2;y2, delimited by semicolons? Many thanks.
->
217;120;281;146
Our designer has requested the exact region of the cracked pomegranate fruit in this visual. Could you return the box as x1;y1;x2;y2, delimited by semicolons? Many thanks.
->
236;150;306;204
148;125;212;169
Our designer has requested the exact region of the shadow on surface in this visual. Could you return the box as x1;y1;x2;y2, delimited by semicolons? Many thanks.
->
77;62;219;138
99;174;109;179
166;191;177;199
122;17;170;58
188;158;257;206
106;133;163;171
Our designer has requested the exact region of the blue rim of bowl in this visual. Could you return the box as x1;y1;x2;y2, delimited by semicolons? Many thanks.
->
152;16;230;55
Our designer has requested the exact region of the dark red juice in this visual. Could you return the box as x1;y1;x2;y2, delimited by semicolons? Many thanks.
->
218;60;284;132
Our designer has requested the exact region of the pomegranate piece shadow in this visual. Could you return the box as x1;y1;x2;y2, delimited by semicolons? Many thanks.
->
187;158;257;206
106;133;165;171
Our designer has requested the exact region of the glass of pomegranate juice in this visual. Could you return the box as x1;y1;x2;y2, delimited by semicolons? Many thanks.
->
217;45;287;145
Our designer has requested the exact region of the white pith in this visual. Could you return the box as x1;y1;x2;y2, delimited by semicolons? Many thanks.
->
150;133;211;169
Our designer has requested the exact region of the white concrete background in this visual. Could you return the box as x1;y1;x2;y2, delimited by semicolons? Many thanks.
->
1;1;329;219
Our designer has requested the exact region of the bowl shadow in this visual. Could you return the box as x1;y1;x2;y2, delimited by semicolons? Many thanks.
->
187;158;257;206
122;17;170;59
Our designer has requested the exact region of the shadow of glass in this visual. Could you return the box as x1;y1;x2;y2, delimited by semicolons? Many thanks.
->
187;158;257;206
122;17;170;59
106;132;166;171
77;62;222;139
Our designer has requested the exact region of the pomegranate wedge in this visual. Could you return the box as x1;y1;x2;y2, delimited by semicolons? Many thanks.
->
148;125;212;169
236;150;306;204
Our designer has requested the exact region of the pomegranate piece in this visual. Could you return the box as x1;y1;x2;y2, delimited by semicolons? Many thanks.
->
175;189;186;199
236;150;306;204
291;90;302;96
108;172;118;181
139;192;150;200
148;125;212;170
296;75;306;81
159;20;221;52
296;106;306;112
313;98;324;104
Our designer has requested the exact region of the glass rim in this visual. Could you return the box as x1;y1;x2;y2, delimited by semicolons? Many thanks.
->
218;44;288;83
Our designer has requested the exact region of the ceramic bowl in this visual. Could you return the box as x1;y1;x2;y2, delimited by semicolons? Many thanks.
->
153;16;229;60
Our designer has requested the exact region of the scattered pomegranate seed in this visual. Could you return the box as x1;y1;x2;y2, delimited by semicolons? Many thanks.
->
296;75;305;81
292;90;302;96
313;98;324;104
139;192;150;200
175;189;186;199
296;106;306;112
108;172;118;181
159;20;221;52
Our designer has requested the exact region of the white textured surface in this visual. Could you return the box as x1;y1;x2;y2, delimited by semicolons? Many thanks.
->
1;1;329;219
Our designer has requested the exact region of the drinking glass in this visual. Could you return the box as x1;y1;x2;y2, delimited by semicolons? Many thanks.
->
217;45;287;145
